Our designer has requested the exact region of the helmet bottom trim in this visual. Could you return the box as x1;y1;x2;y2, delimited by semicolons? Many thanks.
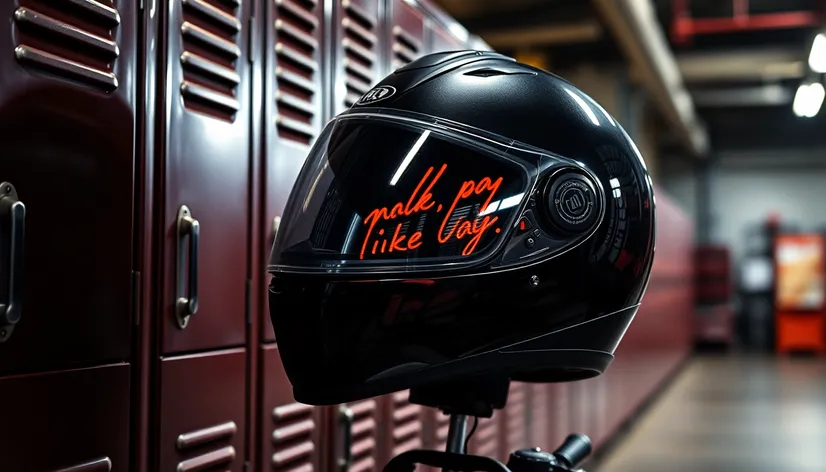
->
291;305;639;405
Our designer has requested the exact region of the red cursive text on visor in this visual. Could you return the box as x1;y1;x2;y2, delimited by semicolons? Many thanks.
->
359;163;505;260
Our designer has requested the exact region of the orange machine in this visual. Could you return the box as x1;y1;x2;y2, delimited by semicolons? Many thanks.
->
774;233;826;354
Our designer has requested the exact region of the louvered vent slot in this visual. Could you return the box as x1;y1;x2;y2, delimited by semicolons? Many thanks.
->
434;411;451;451
506;384;527;453
391;391;422;456
180;0;242;121
272;402;316;472
175;421;237;471
341;0;377;107
473;416;499;458
391;25;420;70
274;0;320;145
12;0;121;92
348;399;378;472
54;457;112;472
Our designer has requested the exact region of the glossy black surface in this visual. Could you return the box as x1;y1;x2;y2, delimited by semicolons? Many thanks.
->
269;51;655;405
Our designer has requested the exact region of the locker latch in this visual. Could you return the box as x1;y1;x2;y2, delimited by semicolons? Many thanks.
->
0;182;25;343
175;205;200;329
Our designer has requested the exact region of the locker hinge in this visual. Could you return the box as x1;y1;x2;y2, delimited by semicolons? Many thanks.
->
131;271;142;326
245;279;252;325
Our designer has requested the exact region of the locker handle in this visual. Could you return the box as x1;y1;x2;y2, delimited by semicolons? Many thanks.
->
0;182;24;343
175;205;200;329
338;405;354;472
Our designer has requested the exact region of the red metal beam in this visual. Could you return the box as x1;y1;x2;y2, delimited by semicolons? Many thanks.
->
671;0;822;45
677;11;821;35
733;0;748;20
671;0;692;45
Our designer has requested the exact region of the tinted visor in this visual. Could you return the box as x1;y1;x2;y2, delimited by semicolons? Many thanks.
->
270;114;547;274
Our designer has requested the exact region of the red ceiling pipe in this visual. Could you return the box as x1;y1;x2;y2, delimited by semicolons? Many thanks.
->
680;11;821;35
671;0;692;45
671;0;822;45
734;0;748;20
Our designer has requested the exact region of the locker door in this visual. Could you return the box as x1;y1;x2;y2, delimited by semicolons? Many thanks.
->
0;0;136;373
427;20;465;54
332;0;382;115
0;363;130;471
387;0;425;72
160;0;251;353
528;384;550;450
568;381;591;445
420;407;450;472
589;376;609;449
157;348;247;471
339;397;381;472
468;413;501;460
602;367;626;445
384;390;426;463
502;383;528;457
425;408;450;451
261;0;325;342
261;345;324;472
549;384;569;448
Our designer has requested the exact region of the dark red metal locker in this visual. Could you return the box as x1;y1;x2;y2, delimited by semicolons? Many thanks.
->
424;408;451;452
548;384;569;448
568;381;591;446
260;345;326;472
468;413;501;460
426;18;466;53
332;0;382;115
0;0;136;373
419;407;450;472
384;390;427;464
528;384;550;450
157;348;247;471
588;376;609;449
261;0;326;342
387;0;425;72
338;397;382;472
159;0;251;354
502;382;528;457
0;363;131;471
601;363;627;446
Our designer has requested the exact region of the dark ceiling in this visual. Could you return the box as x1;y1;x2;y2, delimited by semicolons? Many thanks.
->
434;0;826;152
652;0;826;150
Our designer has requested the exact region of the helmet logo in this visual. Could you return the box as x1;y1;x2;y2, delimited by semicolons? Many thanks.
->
356;85;396;105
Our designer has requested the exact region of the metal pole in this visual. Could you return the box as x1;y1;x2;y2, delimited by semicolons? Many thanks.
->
445;414;468;454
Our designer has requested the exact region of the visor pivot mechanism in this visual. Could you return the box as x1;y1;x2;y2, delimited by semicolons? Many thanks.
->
542;168;600;236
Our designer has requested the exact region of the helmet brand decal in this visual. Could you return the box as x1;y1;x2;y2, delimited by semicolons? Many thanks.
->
356;85;397;105
360;163;505;259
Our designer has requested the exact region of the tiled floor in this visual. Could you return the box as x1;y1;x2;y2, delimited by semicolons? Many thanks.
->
593;355;826;472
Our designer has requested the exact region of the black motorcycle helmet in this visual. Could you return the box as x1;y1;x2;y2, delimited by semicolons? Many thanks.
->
268;51;655;406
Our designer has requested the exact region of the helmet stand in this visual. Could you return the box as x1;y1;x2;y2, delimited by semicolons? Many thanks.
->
382;377;593;472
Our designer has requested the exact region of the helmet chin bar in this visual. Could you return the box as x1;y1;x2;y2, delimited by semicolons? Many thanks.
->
382;377;593;472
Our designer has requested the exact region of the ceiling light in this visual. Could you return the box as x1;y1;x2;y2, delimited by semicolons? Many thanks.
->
793;82;825;118
808;33;826;73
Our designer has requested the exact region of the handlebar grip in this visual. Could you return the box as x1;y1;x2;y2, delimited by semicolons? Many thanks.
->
552;434;592;468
